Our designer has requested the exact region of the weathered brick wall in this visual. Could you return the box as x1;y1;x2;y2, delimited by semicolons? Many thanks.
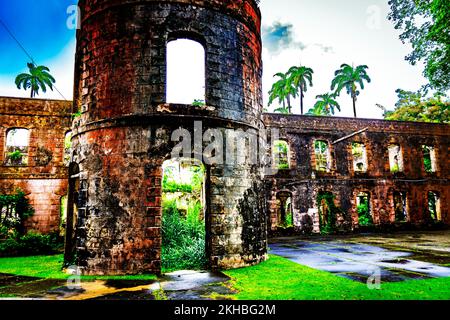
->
264;114;450;232
72;0;266;275
0;97;72;233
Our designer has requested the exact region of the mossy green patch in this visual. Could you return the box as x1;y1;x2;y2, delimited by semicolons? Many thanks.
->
0;255;157;281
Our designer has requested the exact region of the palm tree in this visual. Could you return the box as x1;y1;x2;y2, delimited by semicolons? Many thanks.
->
313;93;341;116
331;64;371;118
306;105;327;116
268;72;297;114
274;106;290;114
287;65;314;115
15;62;56;98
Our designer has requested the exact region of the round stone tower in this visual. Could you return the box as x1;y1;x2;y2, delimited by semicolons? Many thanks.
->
68;0;267;275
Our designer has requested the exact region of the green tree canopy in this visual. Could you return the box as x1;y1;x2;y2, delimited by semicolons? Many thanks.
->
383;89;450;123
388;0;450;92
307;93;341;116
15;62;55;98
268;72;297;114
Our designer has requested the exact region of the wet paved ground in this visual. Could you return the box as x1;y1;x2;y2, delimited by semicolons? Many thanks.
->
0;270;232;300
1;231;449;299
270;230;450;283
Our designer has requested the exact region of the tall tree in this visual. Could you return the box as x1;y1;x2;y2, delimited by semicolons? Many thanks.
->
268;72;297;114
15;62;55;98
310;93;341;116
383;89;449;123
331;64;371;118
287;65;314;114
388;0;450;92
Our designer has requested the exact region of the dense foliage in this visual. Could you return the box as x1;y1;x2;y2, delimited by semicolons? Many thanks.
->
388;0;450;91
0;190;34;235
383;89;450;123
317;193;343;234
0;231;64;257
161;199;206;272
161;160;207;272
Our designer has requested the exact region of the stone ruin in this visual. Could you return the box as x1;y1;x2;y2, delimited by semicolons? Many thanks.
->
0;0;448;275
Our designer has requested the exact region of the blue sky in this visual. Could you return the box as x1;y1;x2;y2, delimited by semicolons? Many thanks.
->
0;0;434;118
0;0;75;73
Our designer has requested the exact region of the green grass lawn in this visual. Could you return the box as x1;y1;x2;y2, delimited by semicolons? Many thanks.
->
223;255;450;300
1;254;449;300
0;255;157;281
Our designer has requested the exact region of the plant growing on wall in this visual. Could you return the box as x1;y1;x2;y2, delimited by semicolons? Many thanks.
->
317;192;345;234
7;150;23;161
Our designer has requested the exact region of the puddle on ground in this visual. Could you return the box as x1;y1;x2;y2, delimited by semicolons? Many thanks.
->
0;274;41;288
103;279;157;289
0;279;66;297
270;239;450;283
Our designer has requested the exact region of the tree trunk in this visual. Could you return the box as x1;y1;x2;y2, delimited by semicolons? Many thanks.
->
352;95;357;118
300;88;304;115
287;95;291;114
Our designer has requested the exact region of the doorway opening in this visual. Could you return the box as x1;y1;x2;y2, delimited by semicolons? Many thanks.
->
393;191;408;222
357;192;372;226
276;191;293;227
161;158;207;272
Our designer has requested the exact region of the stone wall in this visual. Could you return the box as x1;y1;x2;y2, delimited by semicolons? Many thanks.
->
264;114;450;233
0;97;72;233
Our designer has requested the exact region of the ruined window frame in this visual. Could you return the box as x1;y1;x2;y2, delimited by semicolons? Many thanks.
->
422;145;437;174
276;191;294;227
4;128;30;167
166;34;207;106
388;144;404;173
427;191;441;222
393;190;408;222
273;140;290;170
351;142;368;173
356;191;372;226
314;140;331;173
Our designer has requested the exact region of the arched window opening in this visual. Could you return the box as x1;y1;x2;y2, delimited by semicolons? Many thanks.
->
166;39;206;105
352;142;368;173
5;128;29;166
388;144;404;173
428;191;441;222
357;192;372;226
276;191;293;227
273;140;290;170
314;140;331;172
162;158;207;271
422;145;437;173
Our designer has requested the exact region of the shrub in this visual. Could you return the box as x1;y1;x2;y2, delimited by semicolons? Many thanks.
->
0;232;64;257
161;199;207;272
0;190;34;235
